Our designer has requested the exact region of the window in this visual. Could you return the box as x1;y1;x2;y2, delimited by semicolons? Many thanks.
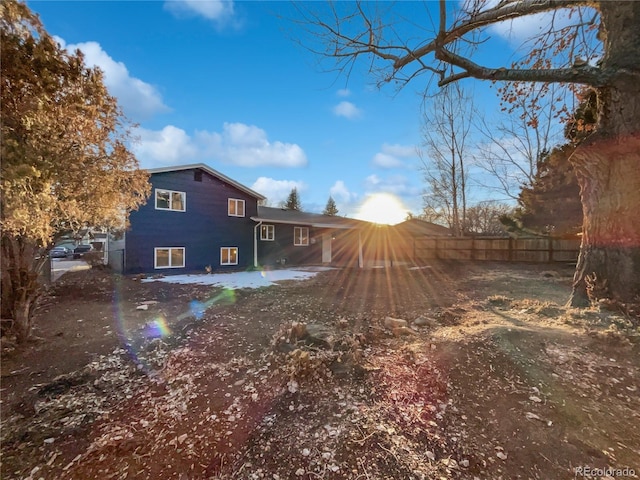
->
260;224;275;241
228;198;245;217
154;247;185;269
294;227;309;246
155;189;186;211
221;247;238;265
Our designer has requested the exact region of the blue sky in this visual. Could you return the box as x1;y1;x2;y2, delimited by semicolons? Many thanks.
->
28;1;559;223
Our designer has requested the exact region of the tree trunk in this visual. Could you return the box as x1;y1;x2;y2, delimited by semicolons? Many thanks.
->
1;235;43;342
569;1;640;306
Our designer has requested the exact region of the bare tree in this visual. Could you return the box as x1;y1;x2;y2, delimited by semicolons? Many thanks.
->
464;201;513;236
419;83;473;236
475;83;563;200
297;0;640;306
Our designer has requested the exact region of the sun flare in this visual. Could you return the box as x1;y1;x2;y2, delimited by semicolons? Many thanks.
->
355;193;408;225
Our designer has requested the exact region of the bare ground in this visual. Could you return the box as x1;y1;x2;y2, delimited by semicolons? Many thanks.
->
1;262;639;479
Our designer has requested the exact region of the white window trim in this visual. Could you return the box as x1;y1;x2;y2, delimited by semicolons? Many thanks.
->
220;247;239;266
228;198;245;217
154;247;185;269
155;189;186;212
260;224;275;241
294;226;309;246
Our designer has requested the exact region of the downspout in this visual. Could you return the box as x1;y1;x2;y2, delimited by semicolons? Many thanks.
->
254;221;262;268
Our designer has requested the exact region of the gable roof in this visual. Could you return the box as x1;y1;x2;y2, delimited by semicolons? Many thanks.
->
252;206;367;229
148;163;266;201
392;218;452;236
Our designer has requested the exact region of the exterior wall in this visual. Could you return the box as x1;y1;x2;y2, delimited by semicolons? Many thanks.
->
125;168;258;274
257;225;361;267
257;224;322;266
108;234;125;273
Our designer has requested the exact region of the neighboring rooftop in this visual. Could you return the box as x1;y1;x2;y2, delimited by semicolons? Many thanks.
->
252;206;369;229
393;218;452;236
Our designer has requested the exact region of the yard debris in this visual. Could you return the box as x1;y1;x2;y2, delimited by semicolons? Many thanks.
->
413;316;438;327
384;316;408;329
3;263;639;480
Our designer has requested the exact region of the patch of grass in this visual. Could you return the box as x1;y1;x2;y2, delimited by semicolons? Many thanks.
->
486;295;513;308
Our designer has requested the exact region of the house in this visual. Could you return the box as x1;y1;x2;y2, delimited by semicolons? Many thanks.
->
111;163;444;274
251;206;368;268
112;164;265;274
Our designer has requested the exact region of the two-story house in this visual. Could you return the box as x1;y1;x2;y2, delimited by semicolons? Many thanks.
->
109;163;450;275
111;164;265;274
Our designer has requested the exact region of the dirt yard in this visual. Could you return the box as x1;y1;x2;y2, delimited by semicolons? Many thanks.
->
1;262;639;480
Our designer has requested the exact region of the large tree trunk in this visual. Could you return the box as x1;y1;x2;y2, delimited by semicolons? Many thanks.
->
569;1;640;306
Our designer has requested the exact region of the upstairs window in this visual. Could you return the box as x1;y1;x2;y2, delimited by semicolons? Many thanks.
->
294;227;309;246
228;198;245;217
156;189;186;212
260;225;275;241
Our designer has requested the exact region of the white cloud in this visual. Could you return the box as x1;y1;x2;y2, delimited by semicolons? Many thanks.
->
56;38;169;120
371;143;417;169
329;180;356;204
332;101;362;120
134;122;307;169
364;174;421;197
336;88;351;97
489;8;576;46
134;126;198;165
372;153;404;169
164;0;237;27
199;123;307;167
251;178;306;206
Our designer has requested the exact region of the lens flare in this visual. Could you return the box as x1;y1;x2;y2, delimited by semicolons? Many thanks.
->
112;279;238;375
142;315;172;338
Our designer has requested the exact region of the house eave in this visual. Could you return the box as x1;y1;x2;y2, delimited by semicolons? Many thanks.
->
148;163;266;201
250;217;357;230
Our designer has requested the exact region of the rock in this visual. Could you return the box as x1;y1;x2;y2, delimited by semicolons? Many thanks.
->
384;317;408;329
136;304;149;310
413;316;438;327
303;323;335;349
393;326;418;337
289;322;307;342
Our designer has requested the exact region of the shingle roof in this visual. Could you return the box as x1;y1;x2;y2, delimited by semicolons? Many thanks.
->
393;218;452;236
252;206;368;229
148;163;266;200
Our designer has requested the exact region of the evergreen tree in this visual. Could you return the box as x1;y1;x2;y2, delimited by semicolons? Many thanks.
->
283;188;301;211
516;145;583;236
323;196;339;216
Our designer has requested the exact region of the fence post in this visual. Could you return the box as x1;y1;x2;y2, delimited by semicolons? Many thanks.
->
508;237;513;262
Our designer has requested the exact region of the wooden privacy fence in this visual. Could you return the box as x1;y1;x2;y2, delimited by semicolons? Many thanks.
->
412;236;581;263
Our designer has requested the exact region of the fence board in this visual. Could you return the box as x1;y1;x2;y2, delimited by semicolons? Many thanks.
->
411;236;580;263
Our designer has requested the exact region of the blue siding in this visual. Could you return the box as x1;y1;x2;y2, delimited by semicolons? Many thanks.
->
125;168;258;274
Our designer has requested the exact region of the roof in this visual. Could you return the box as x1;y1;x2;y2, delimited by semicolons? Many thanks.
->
148;163;266;201
392;218;452;237
252;206;368;229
